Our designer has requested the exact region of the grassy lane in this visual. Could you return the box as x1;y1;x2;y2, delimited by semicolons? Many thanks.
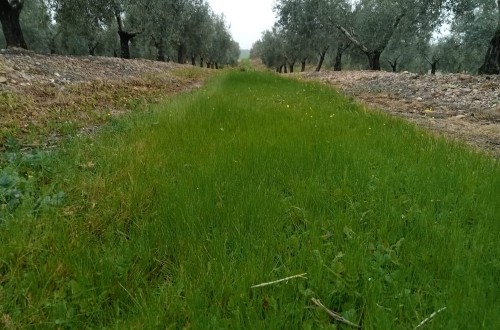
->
1;71;499;328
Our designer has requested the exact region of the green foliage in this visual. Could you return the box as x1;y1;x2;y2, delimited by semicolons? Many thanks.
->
0;71;498;327
442;0;498;73
0;0;240;64
19;0;53;53
266;0;445;71
3;0;500;73
257;0;500;73
259;28;286;69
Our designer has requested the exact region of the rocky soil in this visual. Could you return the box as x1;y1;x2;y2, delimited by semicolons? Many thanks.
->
0;48;184;88
0;48;207;150
303;70;500;158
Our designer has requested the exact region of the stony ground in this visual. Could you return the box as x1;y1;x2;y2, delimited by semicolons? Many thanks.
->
0;48;208;150
302;70;500;158
0;48;186;87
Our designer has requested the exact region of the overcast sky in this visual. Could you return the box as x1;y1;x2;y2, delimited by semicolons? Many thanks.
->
206;0;277;49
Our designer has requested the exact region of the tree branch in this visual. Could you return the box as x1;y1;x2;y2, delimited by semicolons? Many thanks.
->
115;12;124;32
424;55;439;65
335;24;368;54
379;13;406;50
338;41;352;54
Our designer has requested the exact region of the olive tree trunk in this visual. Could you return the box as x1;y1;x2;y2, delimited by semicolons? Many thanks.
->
334;42;350;71
88;42;99;56
336;13;404;71
118;30;135;59
479;28;500;74
115;9;136;59
388;55;401;72
315;50;327;72
367;51;381;71
0;0;27;49
479;0;500;74
152;36;165;62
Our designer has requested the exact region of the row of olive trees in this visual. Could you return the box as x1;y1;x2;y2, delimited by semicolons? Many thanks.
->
252;0;500;74
0;0;240;67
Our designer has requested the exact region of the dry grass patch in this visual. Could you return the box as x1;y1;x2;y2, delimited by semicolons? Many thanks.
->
0;68;212;150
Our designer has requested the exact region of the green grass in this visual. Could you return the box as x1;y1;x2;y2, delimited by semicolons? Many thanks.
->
1;71;499;329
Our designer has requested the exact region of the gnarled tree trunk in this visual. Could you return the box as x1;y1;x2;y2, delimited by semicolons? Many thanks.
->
431;62;437;75
336;13;404;71
388;55;401;72
152;36;165;62
115;8;136;59
425;55;439;75
334;42;350;71
479;28;500;74
315;50;327;72
88;42;99;56
479;0;500;74
334;53;342;71
301;60;306;72
0;0;27;49
118;30;135;59
367;51;381;71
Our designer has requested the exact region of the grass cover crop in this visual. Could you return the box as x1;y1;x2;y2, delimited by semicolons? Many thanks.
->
0;71;498;328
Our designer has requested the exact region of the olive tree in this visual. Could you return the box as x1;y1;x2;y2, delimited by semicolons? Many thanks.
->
452;0;500;74
334;0;444;70
258;28;286;72
205;14;235;68
54;0;115;56
19;0;54;53
275;0;343;71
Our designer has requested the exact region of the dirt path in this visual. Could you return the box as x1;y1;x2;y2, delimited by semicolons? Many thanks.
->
302;70;500;158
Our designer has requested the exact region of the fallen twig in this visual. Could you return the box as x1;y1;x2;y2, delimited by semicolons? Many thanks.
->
414;307;447;329
311;298;361;328
251;273;307;288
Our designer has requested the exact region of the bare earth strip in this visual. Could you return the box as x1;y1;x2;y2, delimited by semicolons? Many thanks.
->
302;71;500;158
